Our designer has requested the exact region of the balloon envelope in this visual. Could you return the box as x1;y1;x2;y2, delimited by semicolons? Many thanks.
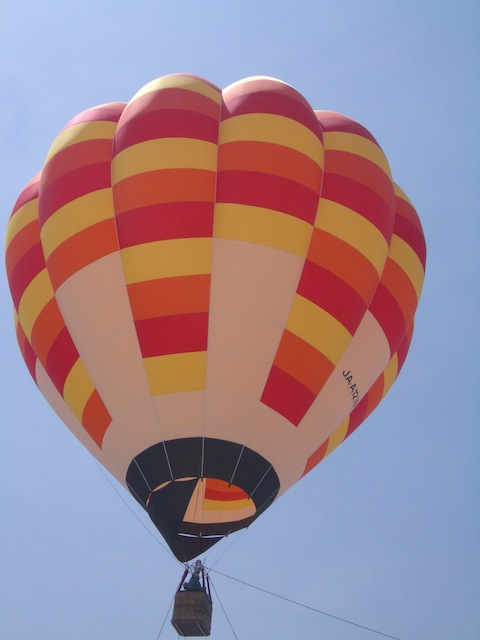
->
5;74;426;561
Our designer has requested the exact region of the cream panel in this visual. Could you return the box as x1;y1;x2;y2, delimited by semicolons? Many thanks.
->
203;392;259;443
210;273;295;327
207;352;272;400
207;313;283;363
152;391;205;441
245;403;299;487
211;239;304;291
271;311;391;492
101;398;165;477
54;253;162;460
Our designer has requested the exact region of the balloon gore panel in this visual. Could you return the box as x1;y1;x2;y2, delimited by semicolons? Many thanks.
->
5;74;426;561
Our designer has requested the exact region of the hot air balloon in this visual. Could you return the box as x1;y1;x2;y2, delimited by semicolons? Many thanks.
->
5;74;426;565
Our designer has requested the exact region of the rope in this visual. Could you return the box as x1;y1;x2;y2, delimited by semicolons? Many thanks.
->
209;575;240;640
155;594;175;640
209;568;403;640
91;456;178;562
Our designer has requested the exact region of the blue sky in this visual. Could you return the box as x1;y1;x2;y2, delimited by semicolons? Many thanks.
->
1;2;478;639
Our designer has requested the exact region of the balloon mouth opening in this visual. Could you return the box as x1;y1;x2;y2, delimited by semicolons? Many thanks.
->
126;437;280;560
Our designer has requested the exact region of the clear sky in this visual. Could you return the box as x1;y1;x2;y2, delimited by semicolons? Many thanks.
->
1;2;478;639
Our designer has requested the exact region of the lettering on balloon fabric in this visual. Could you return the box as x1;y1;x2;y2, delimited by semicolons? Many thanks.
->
343;370;360;408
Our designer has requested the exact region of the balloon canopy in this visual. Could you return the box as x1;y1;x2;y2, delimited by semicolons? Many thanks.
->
5;74;426;561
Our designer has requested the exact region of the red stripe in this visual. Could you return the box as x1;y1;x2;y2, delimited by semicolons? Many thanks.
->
369;283;406;356
216;170;319;224
116;202;214;247
297;261;366;335
5;220;40;281
45;327;79;394
16;324;37;382
261;366;315;426
396;324;413;371
114;109;219;152
42;139;114;185
204;487;248;501
8;243;46;309
394;211;426;268
345;392;369;437
135;313;208;358
118;87;220;124
39;162;111;223
63;103;125;130
316;111;379;144
322;173;394;240
222;81;323;138
10;177;40;216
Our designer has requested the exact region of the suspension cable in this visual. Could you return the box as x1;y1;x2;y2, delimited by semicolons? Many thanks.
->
155;594;175;640
208;568;403;640
91;456;178;561
209;575;240;640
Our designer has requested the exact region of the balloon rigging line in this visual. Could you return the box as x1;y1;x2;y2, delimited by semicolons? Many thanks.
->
93;455;400;639
155;594;175;640
209;576;240;640
208;568;404;640
91;456;179;563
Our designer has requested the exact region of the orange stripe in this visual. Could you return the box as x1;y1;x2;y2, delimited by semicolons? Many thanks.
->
113;169;215;214
380;258;418;323
128;274;210;320
30;298;65;364
43;139;114;185
274;330;334;394
47;219;118;290
325;150;392;200
307;229;379;304
302;439;329;476
82;389;111;447
6;220;40;275
218;141;322;192
365;375;385;416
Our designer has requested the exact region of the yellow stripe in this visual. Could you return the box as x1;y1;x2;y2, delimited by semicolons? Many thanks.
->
325;416;350;456
286;295;352;363
17;269;54;340
5;199;39;250
112;138;217;184
40;189;114;259
315;199;388;276
130;75;222;105
324;131;392;177
382;354;399;397
45;121;117;163
394;183;411;203
121;238;212;284
214;203;312;256
388;235;425;299
219;114;324;164
63;358;95;422
144;352;207;395
203;498;253;512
